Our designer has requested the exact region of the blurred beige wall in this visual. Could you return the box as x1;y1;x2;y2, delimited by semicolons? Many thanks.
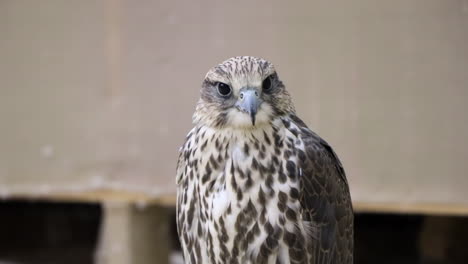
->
1;0;467;208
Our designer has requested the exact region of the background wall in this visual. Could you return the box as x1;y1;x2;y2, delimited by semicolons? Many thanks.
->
1;0;468;210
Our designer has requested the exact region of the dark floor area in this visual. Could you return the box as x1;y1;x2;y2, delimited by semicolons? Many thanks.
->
355;213;423;264
0;200;101;264
354;213;468;264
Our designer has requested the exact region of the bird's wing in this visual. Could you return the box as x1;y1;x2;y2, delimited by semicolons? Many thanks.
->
175;142;185;236
175;128;194;256
288;114;354;264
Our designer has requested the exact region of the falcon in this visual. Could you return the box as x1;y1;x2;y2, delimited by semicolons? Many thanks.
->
176;56;353;264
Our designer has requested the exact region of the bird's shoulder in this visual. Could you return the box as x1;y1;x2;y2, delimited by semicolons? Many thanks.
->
176;126;199;185
282;114;349;186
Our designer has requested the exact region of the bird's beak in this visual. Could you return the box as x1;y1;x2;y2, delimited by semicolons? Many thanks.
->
236;88;260;126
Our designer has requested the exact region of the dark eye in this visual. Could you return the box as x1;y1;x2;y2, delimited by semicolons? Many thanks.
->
216;82;232;96
262;75;272;92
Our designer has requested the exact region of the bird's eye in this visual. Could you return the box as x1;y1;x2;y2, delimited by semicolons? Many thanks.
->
262;75;272;92
216;82;232;96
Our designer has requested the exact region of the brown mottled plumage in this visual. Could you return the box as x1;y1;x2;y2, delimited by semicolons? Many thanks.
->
176;56;353;264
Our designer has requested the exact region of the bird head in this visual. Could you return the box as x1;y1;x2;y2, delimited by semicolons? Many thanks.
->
193;56;294;129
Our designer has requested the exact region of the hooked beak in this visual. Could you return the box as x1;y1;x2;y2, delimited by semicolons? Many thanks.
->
236;88;260;126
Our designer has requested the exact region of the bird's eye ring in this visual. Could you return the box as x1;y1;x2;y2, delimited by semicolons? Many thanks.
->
216;82;232;97
262;75;273;92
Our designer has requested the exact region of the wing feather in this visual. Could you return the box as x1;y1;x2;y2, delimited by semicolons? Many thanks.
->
289;114;354;264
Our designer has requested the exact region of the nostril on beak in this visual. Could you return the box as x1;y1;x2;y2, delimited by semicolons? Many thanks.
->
254;91;258;97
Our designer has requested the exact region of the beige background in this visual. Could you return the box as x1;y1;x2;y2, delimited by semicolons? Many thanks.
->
1;0;467;210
